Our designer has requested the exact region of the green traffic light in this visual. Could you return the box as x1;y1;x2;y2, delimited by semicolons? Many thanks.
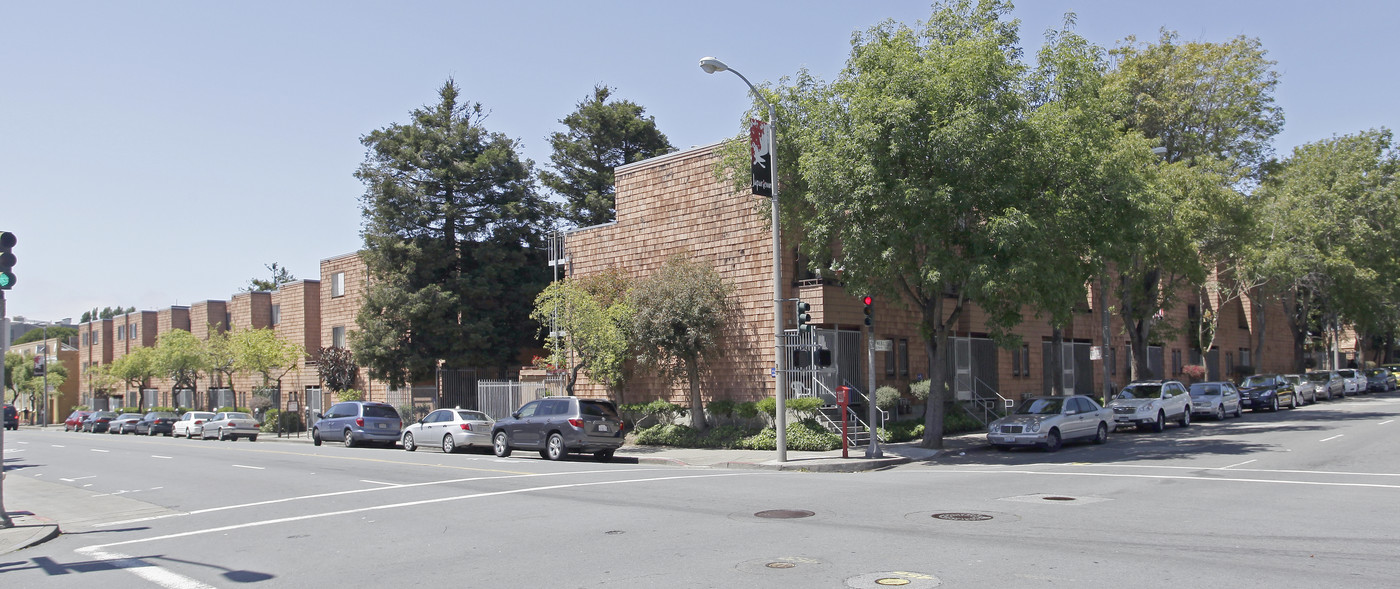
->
0;272;11;288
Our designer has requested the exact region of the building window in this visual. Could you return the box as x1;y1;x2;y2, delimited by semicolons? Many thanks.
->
117;325;125;340
1240;349;1251;372
271;304;281;326
82;332;88;346
131;325;138;339
332;272;345;297
225;312;232;330
1226;352;1234;375
1021;345;1030;378
1012;346;1022;377
885;339;895;377
332;326;346;349
898;339;909;377
1171;349;1182;376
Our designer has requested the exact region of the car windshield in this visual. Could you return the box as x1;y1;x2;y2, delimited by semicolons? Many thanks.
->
151;412;177;418
1283;375;1303;385
1366;369;1387;377
1013;398;1064;415
363;405;399;419
456;410;490;421
1115;385;1161;400
580;401;620;418
118;414;143;420
1305;372;1330;382
1241;376;1275;387
95;412;117;419
184;413;213;420
1190;384;1221;396
224;412;252;420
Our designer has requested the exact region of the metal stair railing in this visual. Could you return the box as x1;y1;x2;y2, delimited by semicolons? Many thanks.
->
958;377;1013;427
808;379;886;446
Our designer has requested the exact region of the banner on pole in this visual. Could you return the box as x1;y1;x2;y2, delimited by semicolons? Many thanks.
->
749;118;773;197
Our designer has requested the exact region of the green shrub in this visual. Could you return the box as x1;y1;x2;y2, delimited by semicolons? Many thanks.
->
878;419;925;443
909;380;931;400
215;406;253;413
787;397;824;418
335;389;364;403
735;419;840;451
632;423;758;449
756;397;777;417
734;401;759;420
875;386;901;410
943;410;985;436
706;400;735;418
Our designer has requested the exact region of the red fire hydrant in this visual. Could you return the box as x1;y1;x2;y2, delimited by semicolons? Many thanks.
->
835;386;851;458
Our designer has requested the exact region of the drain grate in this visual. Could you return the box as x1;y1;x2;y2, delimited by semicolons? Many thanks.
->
931;512;993;521
766;562;797;569
1042;496;1076;501
604;530;625;535
755;509;816;519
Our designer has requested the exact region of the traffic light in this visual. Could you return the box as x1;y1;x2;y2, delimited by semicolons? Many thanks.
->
0;231;15;290
862;296;874;327
796;300;812;332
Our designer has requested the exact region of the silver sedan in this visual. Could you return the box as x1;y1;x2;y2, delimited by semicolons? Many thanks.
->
987;395;1114;452
402;408;494;453
198;412;260;441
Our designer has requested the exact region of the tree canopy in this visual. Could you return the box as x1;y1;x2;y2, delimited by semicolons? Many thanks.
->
530;268;634;397
244;262;297;292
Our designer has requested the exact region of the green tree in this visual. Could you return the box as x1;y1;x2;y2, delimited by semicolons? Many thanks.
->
243;262;297;293
108;346;159;396
4;352;30;403
529;268;634;397
13;326;77;345
316;346;359;392
779;0;1033;448
1105;29;1283;379
232;327;305;393
203;327;238;397
153;330;206;397
85;363;121;399
627;255;733;432
540;84;674;228
353;79;552;388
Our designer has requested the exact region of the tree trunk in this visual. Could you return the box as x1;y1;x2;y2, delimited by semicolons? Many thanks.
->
686;359;706;432
1252;295;1267;373
1049;325;1065;396
1119;265;1159;381
920;295;948;450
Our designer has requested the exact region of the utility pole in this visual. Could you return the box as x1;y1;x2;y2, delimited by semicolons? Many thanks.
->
1;294;14;528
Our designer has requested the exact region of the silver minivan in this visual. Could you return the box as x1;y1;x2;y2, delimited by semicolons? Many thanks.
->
313;401;402;448
492;397;625;462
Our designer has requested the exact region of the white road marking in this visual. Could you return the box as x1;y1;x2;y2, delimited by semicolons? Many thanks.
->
152;455;173;459
84;472;753;552
91;449;110;453
931;468;1400;490
967;463;1400;478
1380;420;1394;425
75;546;216;589
95;467;687;527
1320;434;1344;442
60;475;97;482
51;444;65;448
231;464;264;470
17;441;28;444
359;479;402;486
1219;459;1257;470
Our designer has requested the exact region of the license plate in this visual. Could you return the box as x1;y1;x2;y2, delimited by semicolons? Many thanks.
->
376;423;387;429
991;436;1012;443
597;424;609;432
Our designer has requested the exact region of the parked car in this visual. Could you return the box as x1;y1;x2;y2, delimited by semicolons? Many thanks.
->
987;395;1112;452
3;404;17;430
492;397;625;461
1189;382;1243;420
312;401;402;448
1336;369;1367;395
402;408;495;453
64;410;93;432
84;411;118;433
173;411;215;438
1365;368;1397;392
1239;374;1297;411
134;411;180;436
198;411;259;441
1283;374;1317;405
1305;371;1345;401
1108;380;1192;432
109;413;145;434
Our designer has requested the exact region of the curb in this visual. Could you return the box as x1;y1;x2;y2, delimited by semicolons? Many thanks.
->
0;514;61;556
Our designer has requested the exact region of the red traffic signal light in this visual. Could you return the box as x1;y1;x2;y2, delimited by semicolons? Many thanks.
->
862;296;874;326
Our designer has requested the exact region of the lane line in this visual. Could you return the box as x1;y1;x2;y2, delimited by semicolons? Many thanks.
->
51;444;65;448
231;464;264;470
359;479;402;487
60;475;97;482
940;463;1400;478
929;468;1400;490
1380;420;1394;425
152;455;173;459
91;449;110;453
83;472;753;552
1320;434;1344;442
95;467;697;527
74;547;216;589
1219;459;1257;470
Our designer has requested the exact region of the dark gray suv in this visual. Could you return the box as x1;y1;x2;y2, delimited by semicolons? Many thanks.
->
492;397;624;462
313;401;402;448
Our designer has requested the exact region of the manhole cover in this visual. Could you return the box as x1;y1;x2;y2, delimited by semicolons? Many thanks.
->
766;562;797;569
847;571;941;588
876;578;911;585
755;509;816;519
1043;496;1076;501
931;512;993;521
604;530;625;535
736;556;824;575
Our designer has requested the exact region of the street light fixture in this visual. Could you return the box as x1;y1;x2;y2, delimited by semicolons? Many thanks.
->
699;56;788;462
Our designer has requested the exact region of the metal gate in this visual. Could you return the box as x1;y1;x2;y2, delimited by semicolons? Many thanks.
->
438;368;478;410
306;386;323;428
954;338;973;400
784;328;862;403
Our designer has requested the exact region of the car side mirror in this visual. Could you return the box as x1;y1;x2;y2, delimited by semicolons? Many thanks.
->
314;412;323;419
511;412;521;419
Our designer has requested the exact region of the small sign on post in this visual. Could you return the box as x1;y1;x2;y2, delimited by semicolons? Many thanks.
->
874;339;894;352
1089;346;1102;361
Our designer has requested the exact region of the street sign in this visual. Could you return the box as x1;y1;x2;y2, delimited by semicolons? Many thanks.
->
1090;346;1102;361
874;339;893;352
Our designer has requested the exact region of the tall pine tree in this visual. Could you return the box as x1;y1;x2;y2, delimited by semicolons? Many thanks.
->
353;80;551;387
540;85;673;227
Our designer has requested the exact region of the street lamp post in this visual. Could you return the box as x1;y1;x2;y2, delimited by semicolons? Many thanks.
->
699;56;787;462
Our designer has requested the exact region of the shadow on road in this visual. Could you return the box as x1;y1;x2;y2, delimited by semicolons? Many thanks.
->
0;553;273;583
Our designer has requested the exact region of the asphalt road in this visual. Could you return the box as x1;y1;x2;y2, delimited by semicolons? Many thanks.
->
4;392;1400;588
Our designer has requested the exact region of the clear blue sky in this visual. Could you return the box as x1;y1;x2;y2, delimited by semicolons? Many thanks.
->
3;1;1395;325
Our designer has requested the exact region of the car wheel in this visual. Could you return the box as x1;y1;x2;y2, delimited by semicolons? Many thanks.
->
1234;403;1243;418
403;432;416;452
1042;429;1062;452
1092;422;1108;445
343;430;356;448
1179;409;1190;427
545;433;566;461
219;428;228;441
594;449;615;462
313;428;322;446
1152;411;1165;433
493;431;512;457
1216;405;1226;421
1289;394;1298;409
442;434;456;454
1270;397;1279;412
249;435;257;442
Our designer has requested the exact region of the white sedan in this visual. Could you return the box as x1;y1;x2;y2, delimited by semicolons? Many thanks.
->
402;408;494;453
198;412;260;441
173;411;215;438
